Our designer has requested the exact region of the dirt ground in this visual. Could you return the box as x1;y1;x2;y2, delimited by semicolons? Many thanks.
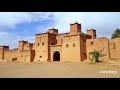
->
0;60;120;78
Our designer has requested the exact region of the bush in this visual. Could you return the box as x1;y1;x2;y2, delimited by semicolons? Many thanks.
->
89;50;102;63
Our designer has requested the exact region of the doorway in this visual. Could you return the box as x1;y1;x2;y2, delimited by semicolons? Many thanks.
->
53;51;60;61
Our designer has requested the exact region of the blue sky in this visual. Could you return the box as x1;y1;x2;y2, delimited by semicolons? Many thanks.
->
0;12;120;49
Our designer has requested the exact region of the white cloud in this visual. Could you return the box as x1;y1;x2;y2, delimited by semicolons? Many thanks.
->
53;12;120;37
0;32;35;49
0;12;53;29
1;12;120;48
35;25;56;34
0;32;20;48
20;36;35;43
0;12;54;48
1;12;120;36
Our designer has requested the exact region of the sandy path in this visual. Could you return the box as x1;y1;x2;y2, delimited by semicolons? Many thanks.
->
0;61;120;78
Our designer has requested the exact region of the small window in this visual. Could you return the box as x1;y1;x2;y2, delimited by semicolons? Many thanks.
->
40;56;42;58
83;53;86;55
66;44;69;48
113;43;115;49
51;42;53;45
83;44;84;47
69;38;70;41
38;43;39;46
73;43;75;47
90;42;93;45
61;39;63;44
42;42;44;46
21;55;23;57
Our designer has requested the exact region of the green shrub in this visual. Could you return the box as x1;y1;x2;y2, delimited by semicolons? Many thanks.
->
89;50;101;63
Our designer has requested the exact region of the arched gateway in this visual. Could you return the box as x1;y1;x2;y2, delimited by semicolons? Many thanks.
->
53;51;60;61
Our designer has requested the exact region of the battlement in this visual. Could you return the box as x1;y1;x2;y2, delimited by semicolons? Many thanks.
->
19;50;34;52
19;40;28;43
81;33;92;38
48;28;58;35
19;40;33;45
18;40;34;52
48;28;58;31
35;33;47;36
0;45;9;48
87;28;96;31
5;49;18;52
4;48;18;51
70;21;81;26
98;37;108;39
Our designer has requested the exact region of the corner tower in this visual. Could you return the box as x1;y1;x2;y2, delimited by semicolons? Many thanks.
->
48;28;58;35
18;40;28;52
0;46;9;60
70;21;82;35
87;29;96;39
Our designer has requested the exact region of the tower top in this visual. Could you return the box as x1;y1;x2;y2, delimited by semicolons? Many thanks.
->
87;28;96;31
49;28;58;31
70;21;82;35
70;21;81;25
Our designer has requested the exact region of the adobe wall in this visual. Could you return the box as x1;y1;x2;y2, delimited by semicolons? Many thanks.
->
34;33;49;62
80;35;91;61
56;35;64;45
0;46;9;61
56;33;69;45
0;47;3;60
4;50;18;61
86;37;110;60
18;50;35;62
32;43;35;50
23;43;33;50
62;35;81;62
86;37;120;60
109;38;120;59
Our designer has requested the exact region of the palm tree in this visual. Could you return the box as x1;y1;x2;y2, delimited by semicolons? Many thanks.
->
111;29;120;39
89;50;102;63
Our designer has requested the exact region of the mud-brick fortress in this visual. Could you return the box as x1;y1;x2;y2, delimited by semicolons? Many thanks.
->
0;21;120;62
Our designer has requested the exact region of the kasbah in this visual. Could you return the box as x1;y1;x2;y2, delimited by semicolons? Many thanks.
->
0;21;119;63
